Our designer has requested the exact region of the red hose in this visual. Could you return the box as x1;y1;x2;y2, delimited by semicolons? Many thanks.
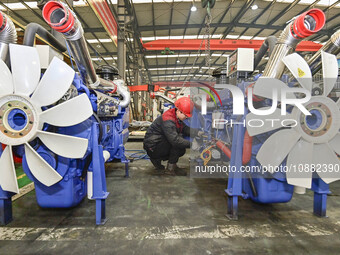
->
291;8;325;39
215;130;252;165
42;1;75;33
0;11;6;32
242;130;252;165
216;140;231;159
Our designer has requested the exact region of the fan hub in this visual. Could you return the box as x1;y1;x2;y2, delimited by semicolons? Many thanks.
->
0;95;41;145
293;96;340;143
302;103;330;135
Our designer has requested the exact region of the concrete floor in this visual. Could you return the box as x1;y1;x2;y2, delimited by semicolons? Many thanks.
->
1;140;340;254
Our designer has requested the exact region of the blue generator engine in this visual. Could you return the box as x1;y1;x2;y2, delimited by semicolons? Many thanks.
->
0;2;131;225
189;7;340;219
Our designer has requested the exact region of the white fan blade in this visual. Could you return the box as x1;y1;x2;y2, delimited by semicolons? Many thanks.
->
321;51;338;96
329;133;340;155
9;44;40;96
313;143;340;184
0;146;19;193
37;130;88;158
24;143;62;186
253;77;293;100
0;60;14;96
31;57;75;107
337;98;340;109
39;94;93;127
246;107;296;136
286;140;313;188
282;53;312;92
256;129;301;170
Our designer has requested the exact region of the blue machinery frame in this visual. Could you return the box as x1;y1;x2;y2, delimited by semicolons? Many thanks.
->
225;118;330;219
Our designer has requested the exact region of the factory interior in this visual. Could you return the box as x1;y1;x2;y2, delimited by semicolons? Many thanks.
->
0;0;340;254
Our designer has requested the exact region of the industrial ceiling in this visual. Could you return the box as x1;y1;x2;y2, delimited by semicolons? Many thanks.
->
1;0;340;85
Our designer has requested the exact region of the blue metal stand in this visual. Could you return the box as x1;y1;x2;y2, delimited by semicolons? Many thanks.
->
0;189;12;225
90;123;109;225
225;119;245;220
312;178;330;217
0;145;13;225
121;158;129;178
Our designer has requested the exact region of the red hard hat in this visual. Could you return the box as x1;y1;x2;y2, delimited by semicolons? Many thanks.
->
174;97;194;117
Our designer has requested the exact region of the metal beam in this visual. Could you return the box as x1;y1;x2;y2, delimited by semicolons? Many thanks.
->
222;0;256;39
142;39;322;51
0;2;30;24
138;22;285;31
147;63;225;69
208;0;235;37
251;0;300;38
124;0;153;83
238;0;277;38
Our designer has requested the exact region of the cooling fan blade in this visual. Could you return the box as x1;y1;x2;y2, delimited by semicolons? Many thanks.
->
39;93;93;126
246;107;296;137
282;53;312;92
253;77;293;100
0;146;19;193
321;51;338;96
9;44;40;96
313;143;340;184
24;143;62;186
0;59;14;96
329;133;340;155
286;140;313;189
256;129;301;170
37;131;88;158
30;57;75;107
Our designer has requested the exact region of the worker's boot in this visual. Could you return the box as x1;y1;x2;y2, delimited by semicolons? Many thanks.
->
165;163;187;176
150;158;165;174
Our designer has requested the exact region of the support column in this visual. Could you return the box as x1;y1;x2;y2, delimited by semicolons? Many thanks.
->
117;0;126;81
133;59;140;120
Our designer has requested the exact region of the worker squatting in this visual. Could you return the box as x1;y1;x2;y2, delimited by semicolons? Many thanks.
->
194;164;340;175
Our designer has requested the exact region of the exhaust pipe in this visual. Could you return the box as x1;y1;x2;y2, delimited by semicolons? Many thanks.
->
253;36;277;71
308;29;340;75
263;8;325;78
0;11;17;63
42;1;130;107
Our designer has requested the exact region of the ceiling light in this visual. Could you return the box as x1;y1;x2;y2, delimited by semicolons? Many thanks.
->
251;4;258;10
177;60;180;63
191;5;197;12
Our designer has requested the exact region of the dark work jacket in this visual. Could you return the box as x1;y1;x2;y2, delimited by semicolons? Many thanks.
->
143;108;198;151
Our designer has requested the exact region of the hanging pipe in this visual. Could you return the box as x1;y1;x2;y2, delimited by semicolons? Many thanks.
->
253;36;277;71
308;29;340;75
0;11;17;62
263;8;325;79
42;1;130;108
23;23;67;52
